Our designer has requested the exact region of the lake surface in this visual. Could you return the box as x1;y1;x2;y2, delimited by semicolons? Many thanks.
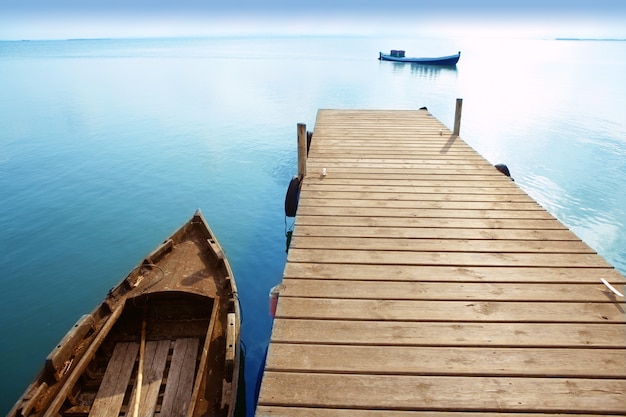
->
1;35;625;415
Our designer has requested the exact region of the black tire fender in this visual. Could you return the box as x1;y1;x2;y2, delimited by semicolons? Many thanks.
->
284;176;301;217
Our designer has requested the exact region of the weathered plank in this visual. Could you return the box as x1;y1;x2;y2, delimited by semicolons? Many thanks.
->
303;158;496;166
283;263;624;283
278;279;620;302
265;343;626;378
292;225;579;240
296;206;554;219
89;342;139;417
294;215;567;229
299;199;544;210
300;194;537;206
289;236;595;253
258;372;626;414
270;319;626;348
305;165;508;174
313;152;487;159
304;178;520;187
286;248;612;268
276;297;626;323
304;161;507;169
127;340;170;417
303;184;523;194
160;338;199;417
256;407;622;417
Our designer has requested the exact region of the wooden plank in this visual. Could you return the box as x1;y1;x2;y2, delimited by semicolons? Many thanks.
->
294;216;566;230
207;238;225;260
127;340;170;417
311;135;476;142
311;153;489;161
46;314;94;380
283;263;625;284
304;165;508;174
310;144;489;154
289;236;595;253
303;184;523;194
308;147;492;154
276;298;626;323
314;134;471;139
300;190;531;202
278;279;622;302
286;248;612;268
300;192;534;203
304;178;519;187
303;172;510;181
270;319;626;348
313;140;477;146
256;407;622;417
160;338;199;417
303;157;494;165
296;206;554;220
19;382;48;416
304;161;504;169
300;188;533;201
265;344;626;378
258;372;626;414
187;300;219;417
299;199;544;211
89;342;139;417
313;131;466;136
293;226;580;240
313;140;483;146
225;312;236;364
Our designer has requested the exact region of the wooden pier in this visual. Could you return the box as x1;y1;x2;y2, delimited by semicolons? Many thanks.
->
256;108;626;415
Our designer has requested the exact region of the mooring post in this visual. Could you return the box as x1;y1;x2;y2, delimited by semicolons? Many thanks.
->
453;98;463;136
297;123;307;179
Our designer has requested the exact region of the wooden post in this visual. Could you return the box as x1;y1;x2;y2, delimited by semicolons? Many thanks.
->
297;123;307;179
453;98;463;136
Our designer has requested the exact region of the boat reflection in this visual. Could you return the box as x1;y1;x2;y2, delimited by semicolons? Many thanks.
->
384;60;458;79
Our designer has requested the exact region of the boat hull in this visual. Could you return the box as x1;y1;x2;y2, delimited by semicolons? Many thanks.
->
379;51;460;66
9;210;240;417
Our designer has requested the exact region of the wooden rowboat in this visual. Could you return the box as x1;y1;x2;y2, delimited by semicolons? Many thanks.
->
9;210;240;417
378;50;460;66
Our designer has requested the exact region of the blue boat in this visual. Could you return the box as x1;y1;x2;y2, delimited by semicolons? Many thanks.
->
379;50;460;66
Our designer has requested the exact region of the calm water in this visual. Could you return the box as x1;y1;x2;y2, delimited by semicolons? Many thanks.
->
1;36;625;414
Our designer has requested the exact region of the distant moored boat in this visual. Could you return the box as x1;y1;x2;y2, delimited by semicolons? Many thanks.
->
379;50;460;65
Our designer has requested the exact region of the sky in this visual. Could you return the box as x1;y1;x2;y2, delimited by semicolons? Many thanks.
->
1;0;626;40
